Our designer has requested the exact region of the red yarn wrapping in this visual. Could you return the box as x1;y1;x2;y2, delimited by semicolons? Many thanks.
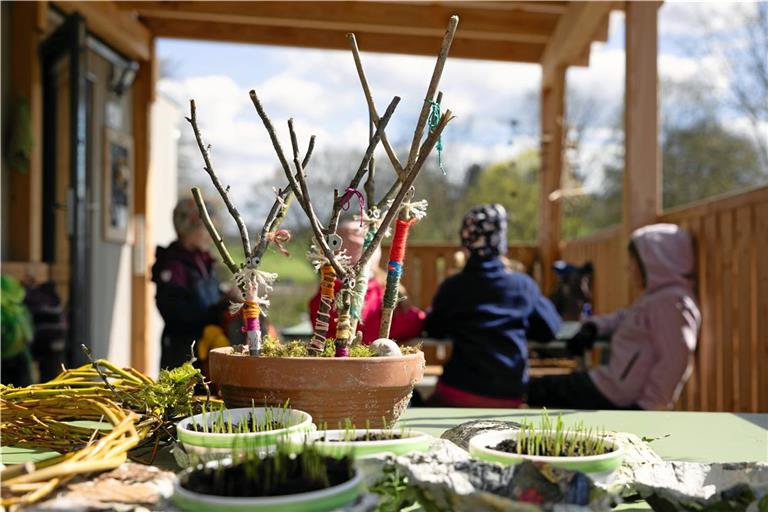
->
388;219;413;264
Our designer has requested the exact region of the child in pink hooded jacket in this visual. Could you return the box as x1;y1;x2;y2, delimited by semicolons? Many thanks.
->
528;223;701;410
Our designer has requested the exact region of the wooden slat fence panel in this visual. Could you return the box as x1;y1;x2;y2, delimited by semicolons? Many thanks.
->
659;187;767;412
556;186;768;412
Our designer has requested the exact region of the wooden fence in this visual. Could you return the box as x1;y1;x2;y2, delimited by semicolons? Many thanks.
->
661;186;768;413
561;186;768;413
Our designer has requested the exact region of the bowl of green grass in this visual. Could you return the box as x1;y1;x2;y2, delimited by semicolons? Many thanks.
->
177;402;314;462
469;413;623;478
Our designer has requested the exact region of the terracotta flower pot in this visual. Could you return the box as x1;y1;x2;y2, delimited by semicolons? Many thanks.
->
209;347;425;428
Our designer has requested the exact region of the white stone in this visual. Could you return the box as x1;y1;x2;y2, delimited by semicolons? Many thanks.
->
369;338;402;357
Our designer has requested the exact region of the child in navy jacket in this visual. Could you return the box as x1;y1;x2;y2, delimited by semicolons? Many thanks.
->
423;204;561;407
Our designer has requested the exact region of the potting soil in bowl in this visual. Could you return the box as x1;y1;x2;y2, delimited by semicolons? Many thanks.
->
173;456;362;512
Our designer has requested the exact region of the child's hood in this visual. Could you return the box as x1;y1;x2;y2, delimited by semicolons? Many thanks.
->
631;223;694;293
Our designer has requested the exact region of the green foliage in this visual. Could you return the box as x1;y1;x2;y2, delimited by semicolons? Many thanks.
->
662;120;765;209
464;150;541;242
260;336;374;358
132;362;203;419
370;464;420;512
0;275;33;358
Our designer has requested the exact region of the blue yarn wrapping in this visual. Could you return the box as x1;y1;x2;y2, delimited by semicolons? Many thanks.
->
383;261;402;309
428;100;445;175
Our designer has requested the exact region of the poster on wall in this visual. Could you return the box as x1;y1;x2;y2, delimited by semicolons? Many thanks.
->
103;128;134;243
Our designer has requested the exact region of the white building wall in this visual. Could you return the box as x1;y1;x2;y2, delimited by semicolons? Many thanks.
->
146;94;180;377
88;51;134;367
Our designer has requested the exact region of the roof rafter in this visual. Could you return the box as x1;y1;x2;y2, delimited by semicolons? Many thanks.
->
142;17;546;62
120;1;560;44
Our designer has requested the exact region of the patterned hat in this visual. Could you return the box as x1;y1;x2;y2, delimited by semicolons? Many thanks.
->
460;204;508;258
173;197;214;237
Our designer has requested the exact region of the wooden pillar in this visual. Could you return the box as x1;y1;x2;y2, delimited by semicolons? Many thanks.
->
131;39;156;373
623;1;660;301
539;65;565;294
8;2;46;262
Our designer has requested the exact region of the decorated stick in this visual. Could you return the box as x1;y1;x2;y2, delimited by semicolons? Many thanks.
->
186;99;308;356
308;263;336;355
348;217;378;334
334;110;452;354
379;200;427;338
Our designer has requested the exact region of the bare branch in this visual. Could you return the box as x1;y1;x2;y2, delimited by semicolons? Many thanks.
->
191;187;239;274
287;119;347;277
248;90;305;206
347;33;405;181
327;95;400;234
187;99;251;258
406;15;458;167
359;110;454;270
364;116;376;207
251;135;316;261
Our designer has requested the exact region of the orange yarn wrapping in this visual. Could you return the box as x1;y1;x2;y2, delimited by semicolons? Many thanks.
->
319;264;336;298
309;263;336;353
241;301;261;332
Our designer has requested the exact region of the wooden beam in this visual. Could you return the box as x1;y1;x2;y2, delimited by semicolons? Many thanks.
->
7;2;46;262
624;1;660;231
623;1;660;302
143;17;546;62
539;65;566;294
53;1;151;61
130;39;156;374
122;1;559;44
541;1;614;85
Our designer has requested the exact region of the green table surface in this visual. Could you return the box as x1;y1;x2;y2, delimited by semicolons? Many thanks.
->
2;408;765;511
397;408;768;463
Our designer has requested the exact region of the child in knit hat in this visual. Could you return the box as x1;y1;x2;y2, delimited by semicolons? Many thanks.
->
423;204;561;407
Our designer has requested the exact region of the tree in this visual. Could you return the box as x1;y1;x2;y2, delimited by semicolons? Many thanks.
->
663;119;763;208
462;149;540;242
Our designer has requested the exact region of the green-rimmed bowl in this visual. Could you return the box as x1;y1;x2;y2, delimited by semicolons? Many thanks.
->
309;429;432;459
176;407;314;462
173;461;362;512
469;429;624;477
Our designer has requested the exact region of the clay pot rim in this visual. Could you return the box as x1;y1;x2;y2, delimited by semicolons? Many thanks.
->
210;347;424;363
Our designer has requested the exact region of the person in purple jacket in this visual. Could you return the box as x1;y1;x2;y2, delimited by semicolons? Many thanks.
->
151;198;227;370
528;223;701;410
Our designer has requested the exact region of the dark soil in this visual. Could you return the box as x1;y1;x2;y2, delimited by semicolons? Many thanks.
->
320;432;404;442
489;439;611;457
185;414;287;433
181;454;354;497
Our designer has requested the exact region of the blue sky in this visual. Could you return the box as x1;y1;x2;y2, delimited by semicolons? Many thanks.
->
156;2;756;206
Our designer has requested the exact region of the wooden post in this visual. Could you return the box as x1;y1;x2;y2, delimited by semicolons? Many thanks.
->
131;39;156;373
623;1;660;301
538;65;565;294
8;2;46;262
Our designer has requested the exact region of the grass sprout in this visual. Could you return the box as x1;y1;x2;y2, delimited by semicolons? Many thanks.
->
185;399;295;434
501;410;612;457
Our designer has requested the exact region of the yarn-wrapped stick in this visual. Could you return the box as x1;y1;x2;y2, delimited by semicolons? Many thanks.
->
379;200;427;338
309;263;336;355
